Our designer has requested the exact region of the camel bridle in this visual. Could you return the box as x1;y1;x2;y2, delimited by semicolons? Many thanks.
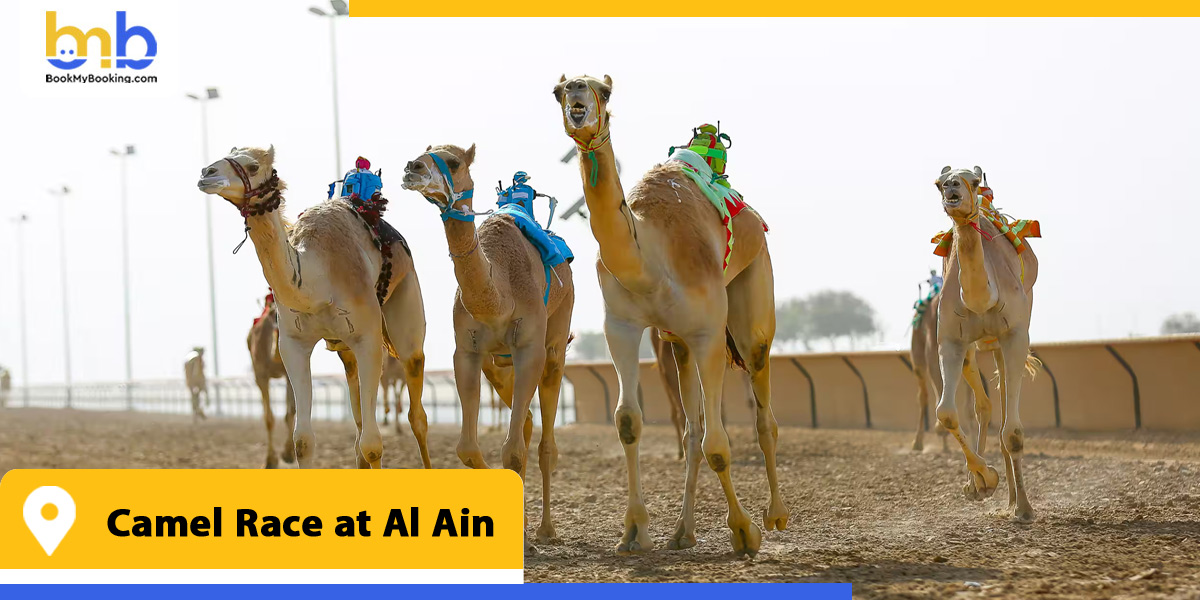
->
225;157;282;218
563;84;610;187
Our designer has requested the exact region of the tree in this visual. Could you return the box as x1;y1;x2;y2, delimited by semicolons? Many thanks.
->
1161;312;1200;335
774;290;878;351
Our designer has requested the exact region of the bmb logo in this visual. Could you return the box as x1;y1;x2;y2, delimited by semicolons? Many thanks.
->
46;11;157;70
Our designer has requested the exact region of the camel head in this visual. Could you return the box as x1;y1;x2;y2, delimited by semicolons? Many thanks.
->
401;144;476;210
554;74;612;142
197;146;283;208
935;166;985;221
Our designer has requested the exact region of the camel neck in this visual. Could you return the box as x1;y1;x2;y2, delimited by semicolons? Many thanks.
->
953;217;998;314
443;209;505;319
578;136;651;293
245;209;311;310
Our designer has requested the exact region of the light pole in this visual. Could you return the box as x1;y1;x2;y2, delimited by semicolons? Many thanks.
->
109;145;135;409
8;214;30;406
187;87;222;415
47;186;73;408
309;0;349;179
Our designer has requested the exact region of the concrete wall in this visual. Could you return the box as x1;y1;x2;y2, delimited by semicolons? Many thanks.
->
561;335;1200;432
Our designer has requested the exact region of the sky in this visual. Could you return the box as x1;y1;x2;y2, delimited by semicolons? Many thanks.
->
1;12;1198;385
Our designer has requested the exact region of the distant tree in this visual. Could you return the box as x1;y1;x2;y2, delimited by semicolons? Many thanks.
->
774;290;878;351
1161;312;1200;335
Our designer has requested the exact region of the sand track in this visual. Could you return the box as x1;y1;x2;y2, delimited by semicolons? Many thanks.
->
2;408;1198;597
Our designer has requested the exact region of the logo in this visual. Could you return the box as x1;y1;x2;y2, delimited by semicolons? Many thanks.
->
46;10;156;70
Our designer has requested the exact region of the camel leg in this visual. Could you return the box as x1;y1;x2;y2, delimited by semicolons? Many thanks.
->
668;340;703;550
995;352;1017;510
997;335;1035;522
281;379;296;464
935;340;1000;500
535;353;563;544
348;335;385;470
928;350;951;452
404;355;431;469
727;249;789;532
912;369;930;452
694;331;761;558
504;340;546;556
454;349;488;469
257;377;279;469
338;350;370;470
279;336;317;468
655;334;686;461
606;317;653;554
963;348;992;454
381;379;390;427
394;380;406;435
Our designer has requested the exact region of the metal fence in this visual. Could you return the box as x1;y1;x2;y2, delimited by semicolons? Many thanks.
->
1;370;578;429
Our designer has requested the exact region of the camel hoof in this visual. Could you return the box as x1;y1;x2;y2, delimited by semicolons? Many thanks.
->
281;448;295;464
963;466;1000;501
265;459;279;469
536;524;559;545
730;521;762;558
911;439;924;453
616;524;653;555
525;540;538;556
669;521;696;550
1012;505;1036;524
763;502;790;531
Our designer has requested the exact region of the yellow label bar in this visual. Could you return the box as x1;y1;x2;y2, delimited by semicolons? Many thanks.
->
0;470;523;570
350;3;1200;16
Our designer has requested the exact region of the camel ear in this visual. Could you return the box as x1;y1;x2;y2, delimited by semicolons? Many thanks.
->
553;75;566;103
229;146;238;155
603;74;612;87
465;143;476;166
940;166;952;175
425;145;432;152
973;166;983;178
266;145;275;164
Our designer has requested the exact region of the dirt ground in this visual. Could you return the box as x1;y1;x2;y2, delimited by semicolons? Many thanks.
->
2;407;1199;597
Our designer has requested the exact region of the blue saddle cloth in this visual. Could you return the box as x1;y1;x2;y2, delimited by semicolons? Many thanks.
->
491;204;573;303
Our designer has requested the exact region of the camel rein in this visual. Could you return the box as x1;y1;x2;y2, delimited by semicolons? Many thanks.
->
565;86;609;187
225;158;282;254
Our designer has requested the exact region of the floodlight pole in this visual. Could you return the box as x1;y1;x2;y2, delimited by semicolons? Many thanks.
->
111;146;135;409
9;215;30;406
188;88;222;415
48;186;73;408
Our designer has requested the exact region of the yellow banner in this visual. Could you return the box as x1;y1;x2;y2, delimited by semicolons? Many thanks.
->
350;2;1200;16
0;469;523;570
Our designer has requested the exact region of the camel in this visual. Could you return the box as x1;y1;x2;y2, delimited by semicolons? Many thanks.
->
0;366;11;407
247;292;297;468
554;75;787;557
401;144;575;553
198;146;431;469
934;166;1041;522
380;355;405;431
909;286;991;453
183;347;208;421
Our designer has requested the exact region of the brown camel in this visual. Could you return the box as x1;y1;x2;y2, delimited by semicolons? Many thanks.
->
649;327;686;460
183;347;208;421
401;144;575;554
247;292;297;468
198;146;431;469
380;355;406;431
934;166;1041;522
554;75;787;557
909;289;991;453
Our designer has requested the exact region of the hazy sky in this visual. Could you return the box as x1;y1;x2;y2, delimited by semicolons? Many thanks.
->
2;13;1198;385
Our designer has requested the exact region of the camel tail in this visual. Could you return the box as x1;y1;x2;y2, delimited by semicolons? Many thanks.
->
1025;352;1042;380
565;332;576;352
991;351;1043;384
725;328;747;371
380;320;400;359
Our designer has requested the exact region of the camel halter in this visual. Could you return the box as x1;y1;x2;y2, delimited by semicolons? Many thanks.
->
225;157;282;254
422;152;491;223
565;86;610;187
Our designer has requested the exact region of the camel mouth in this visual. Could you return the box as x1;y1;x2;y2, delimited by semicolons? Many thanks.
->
400;173;426;191
197;176;229;193
568;102;587;126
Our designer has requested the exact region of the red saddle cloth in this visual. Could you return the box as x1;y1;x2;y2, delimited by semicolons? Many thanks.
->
252;293;274;327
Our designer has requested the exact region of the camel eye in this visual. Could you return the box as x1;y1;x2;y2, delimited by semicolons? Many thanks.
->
247;163;259;175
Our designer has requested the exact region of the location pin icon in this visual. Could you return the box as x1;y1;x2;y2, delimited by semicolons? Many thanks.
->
22;486;76;556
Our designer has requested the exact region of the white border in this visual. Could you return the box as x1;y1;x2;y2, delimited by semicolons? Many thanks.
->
0;569;523;584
